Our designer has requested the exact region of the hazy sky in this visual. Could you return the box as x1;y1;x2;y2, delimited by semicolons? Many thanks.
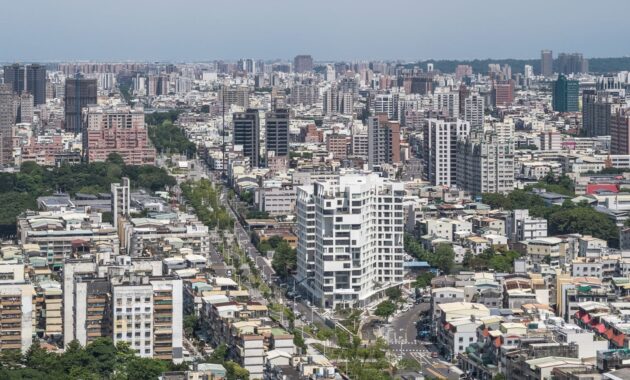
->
2;0;629;62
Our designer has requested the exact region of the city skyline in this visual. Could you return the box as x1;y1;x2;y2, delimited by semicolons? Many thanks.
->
2;0;630;62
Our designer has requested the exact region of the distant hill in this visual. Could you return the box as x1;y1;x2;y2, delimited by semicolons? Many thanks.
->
409;57;630;75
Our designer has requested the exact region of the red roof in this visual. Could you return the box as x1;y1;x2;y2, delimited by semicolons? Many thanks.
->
586;184;619;195
581;314;592;324
594;323;606;334
612;333;626;347
575;310;584;319
604;328;615;339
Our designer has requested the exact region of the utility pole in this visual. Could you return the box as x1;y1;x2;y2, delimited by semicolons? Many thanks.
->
221;84;226;179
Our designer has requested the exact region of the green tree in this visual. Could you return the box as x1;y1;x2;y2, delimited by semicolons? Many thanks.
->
224;361;249;380
385;287;402;301
414;272;435;288
184;314;199;336
374;300;397;322
548;205;619;247
271;240;297;279
293;333;307;352
126;357;168;380
431;244;455;274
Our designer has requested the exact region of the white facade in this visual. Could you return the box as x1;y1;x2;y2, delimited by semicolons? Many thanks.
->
296;174;405;309
256;185;296;216
433;87;460;118
112;276;183;361
508;209;548;242
464;92;484;129
456;128;515;194
424;118;471;186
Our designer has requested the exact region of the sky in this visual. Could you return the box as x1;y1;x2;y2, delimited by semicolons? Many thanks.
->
2;0;629;62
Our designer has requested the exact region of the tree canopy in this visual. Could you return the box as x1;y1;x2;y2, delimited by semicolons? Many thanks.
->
0;338;183;380
270;239;297;279
180;179;233;231
463;248;521;273
0;155;175;233
148;119;197;158
374;300;396;322
482;189;619;248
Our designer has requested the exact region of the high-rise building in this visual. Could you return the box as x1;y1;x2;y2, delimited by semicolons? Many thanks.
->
3;63;25;94
83;105;156;165
16;93;34;123
611;108;630;155
323;85;353;115
295;173;405;309
552;74;579;113
404;75;434;95
0;260;34;353
455;65;473;80
326;134;351;159
111;275;183;361
3;63;46;105
111;178;130;229
540;50;553;77
368;114;401;169
26;64;47;105
0;84;15;167
524;65;534;80
293;55;313;73
582;90;626;137
373;93;399;120
265;108;289;160
456;128;514;195
464;92;484;130
423;117;471;186
289;84;318;106
492;80;514;107
219;86;249;108
63;259;99;347
233;108;260;167
325;64;336;81
433;87;460;118
64;74;98;134
556;53;588;75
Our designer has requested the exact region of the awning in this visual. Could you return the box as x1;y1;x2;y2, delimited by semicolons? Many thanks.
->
581;314;592;324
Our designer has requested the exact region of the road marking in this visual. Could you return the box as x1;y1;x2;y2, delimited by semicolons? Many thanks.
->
425;366;447;379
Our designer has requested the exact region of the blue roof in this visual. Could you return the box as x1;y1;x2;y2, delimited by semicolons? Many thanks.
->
403;261;431;268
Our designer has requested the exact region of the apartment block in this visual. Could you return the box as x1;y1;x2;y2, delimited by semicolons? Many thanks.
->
368;114;401;170
423;117;471;186
83;105;156;165
456;128;514;194
296;173;405;309
112;275;183;361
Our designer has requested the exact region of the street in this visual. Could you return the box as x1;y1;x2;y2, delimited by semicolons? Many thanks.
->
386;302;453;379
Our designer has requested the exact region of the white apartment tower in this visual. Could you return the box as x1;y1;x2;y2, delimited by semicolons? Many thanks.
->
464;92;484;130
423;118;471;187
433;87;460;118
0;261;34;353
456;128;515;194
112;275;183;362
296;174;405;309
